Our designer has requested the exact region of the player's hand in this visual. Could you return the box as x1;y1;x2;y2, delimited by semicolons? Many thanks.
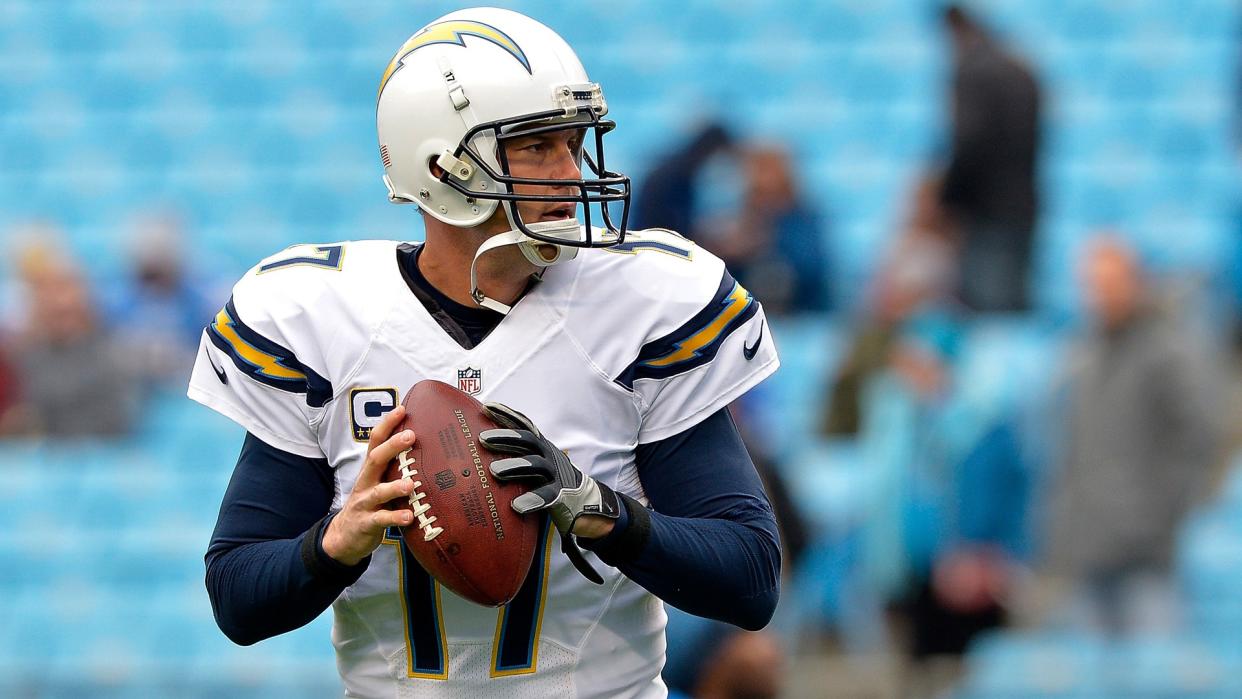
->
322;404;417;567
479;402;620;585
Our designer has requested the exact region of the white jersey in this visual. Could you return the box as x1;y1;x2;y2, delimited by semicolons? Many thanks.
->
188;229;778;698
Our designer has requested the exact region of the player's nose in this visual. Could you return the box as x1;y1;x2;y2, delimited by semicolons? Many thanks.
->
552;142;582;181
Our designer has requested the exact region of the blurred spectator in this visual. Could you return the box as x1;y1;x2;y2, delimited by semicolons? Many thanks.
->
0;225;43;432
107;212;220;388
663;607;785;699
632;121;734;237
857;310;1029;662
823;177;957;435
637;123;829;313
0;221;64;336
939;5;1042;312
8;239;139;437
1046;236;1219;635
0;340;19;434
704;144;831;314
687;630;784;699
1233;24;1242;351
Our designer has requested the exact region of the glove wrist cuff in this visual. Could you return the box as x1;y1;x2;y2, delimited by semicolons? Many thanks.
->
580;493;650;565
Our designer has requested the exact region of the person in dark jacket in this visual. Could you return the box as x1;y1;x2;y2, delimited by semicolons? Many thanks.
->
940;5;1042;312
632;122;734;237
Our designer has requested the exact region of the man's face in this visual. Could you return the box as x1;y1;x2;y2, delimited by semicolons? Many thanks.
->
892;343;947;400
497;126;585;228
29;265;94;343
744;147;795;208
1082;242;1141;328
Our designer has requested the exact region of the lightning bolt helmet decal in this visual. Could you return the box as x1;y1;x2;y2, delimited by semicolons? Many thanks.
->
379;20;532;99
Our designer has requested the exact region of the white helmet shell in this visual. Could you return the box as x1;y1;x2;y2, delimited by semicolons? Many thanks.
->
377;7;625;237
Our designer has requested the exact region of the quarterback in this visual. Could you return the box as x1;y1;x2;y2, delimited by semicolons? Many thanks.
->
189;7;781;698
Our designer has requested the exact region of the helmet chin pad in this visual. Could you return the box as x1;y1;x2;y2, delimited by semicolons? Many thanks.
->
519;218;586;263
496;213;580;267
518;239;576;267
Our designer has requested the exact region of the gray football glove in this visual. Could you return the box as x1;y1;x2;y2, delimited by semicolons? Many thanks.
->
479;402;620;585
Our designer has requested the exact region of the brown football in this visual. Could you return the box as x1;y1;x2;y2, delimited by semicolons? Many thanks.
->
384;379;541;607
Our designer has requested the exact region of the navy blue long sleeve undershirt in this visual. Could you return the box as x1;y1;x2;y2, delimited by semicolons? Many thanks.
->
582;410;782;631
205;408;781;645
204;436;366;645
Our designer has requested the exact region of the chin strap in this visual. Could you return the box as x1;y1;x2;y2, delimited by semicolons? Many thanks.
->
469;221;582;314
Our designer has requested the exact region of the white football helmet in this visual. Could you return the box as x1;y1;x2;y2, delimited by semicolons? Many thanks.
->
377;7;630;309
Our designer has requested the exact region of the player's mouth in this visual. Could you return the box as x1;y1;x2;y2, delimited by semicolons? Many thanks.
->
538;205;576;222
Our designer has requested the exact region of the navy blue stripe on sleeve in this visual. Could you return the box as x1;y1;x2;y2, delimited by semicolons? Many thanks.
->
582;408;781;630
205;433;367;645
206;297;334;407
614;271;758;390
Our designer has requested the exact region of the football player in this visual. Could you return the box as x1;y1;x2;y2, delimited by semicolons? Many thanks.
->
190;7;781;697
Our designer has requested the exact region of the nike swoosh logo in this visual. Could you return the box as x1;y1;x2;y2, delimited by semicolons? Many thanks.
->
207;351;228;385
743;321;764;361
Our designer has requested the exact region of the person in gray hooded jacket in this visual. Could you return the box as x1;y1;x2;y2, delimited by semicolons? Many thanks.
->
1048;236;1220;634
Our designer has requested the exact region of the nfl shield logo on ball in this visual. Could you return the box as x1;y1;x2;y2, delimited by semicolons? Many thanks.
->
457;367;482;395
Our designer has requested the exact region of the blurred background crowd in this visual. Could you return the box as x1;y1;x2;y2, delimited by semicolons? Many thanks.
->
2;1;1241;697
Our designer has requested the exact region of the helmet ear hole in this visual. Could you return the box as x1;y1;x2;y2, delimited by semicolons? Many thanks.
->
428;156;446;180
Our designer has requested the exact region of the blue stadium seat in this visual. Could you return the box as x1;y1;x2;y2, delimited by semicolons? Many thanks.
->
782;438;870;533
956;316;1066;414
958;629;1242;698
957;631;1106;698
1104;635;1242;698
1177;507;1242;641
752;317;845;455
0;530;60;589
